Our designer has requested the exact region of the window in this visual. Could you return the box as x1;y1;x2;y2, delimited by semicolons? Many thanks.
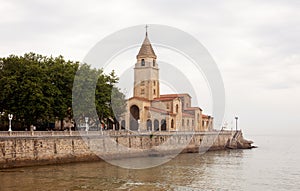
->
182;119;184;126
141;59;145;66
171;119;174;129
141;88;145;95
192;120;194;126
140;81;145;86
153;81;156;86
187;120;189;126
121;120;125;129
161;119;167;131
153;89;156;95
176;104;179;113
153;60;156;66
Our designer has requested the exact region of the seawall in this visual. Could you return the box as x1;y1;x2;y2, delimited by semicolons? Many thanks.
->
0;130;252;169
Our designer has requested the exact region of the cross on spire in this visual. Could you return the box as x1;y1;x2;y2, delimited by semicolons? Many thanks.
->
145;25;148;36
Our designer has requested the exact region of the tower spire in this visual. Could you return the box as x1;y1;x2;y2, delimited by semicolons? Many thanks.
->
136;26;156;59
145;25;148;36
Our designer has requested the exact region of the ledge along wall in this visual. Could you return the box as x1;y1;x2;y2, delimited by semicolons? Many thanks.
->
0;130;250;169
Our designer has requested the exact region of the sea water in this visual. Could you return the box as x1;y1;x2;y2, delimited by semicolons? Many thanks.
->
0;134;299;191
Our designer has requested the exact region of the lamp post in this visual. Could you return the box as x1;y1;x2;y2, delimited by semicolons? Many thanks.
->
8;114;13;132
235;116;238;132
85;117;89;131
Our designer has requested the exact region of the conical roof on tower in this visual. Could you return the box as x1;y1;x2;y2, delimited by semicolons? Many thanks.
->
136;32;157;59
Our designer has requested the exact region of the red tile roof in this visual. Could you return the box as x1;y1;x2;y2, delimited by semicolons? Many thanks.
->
128;97;150;102
153;97;175;101
185;107;202;111
202;114;213;119
160;93;191;98
144;106;169;114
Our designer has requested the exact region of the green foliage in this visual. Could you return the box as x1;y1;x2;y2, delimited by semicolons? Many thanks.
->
0;53;126;130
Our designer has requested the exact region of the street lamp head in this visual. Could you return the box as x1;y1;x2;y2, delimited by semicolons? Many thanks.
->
235;116;238;120
8;114;13;120
8;113;13;132
85;117;89;123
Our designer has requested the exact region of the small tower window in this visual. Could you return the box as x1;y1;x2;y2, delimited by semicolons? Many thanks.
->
141;59;145;66
153;89;156;95
176;104;179;113
141;88;145;95
153;81;156;86
153;60;156;66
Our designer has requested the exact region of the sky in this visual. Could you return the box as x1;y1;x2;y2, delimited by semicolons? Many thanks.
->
0;0;299;136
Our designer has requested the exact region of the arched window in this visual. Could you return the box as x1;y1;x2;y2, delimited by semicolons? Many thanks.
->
171;119;174;129
176;104;179;113
147;119;152;131
115;122;120;130
153;89;156;95
161;119;166;131
187;119;189;126
121;120;125;130
141;59;145;66
154;119;159;131
153;60;156;66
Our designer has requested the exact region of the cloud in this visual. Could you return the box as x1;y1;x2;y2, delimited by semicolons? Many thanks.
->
0;0;299;134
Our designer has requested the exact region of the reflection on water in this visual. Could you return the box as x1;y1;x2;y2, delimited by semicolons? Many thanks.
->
0;135;300;190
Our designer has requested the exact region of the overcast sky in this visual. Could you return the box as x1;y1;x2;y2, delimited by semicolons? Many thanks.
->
1;0;299;135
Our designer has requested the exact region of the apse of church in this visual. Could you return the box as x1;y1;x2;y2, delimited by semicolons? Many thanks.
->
119;31;213;132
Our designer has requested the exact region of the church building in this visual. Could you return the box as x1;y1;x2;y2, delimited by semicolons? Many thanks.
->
120;31;213;132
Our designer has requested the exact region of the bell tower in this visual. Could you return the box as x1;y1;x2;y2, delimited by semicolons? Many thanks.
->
133;27;160;100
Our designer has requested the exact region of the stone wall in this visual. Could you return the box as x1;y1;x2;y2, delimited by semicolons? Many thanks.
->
0;131;241;169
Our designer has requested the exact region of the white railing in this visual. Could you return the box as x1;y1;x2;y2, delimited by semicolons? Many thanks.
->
0;130;235;138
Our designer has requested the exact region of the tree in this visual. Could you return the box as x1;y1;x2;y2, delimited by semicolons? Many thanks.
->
0;53;126;130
